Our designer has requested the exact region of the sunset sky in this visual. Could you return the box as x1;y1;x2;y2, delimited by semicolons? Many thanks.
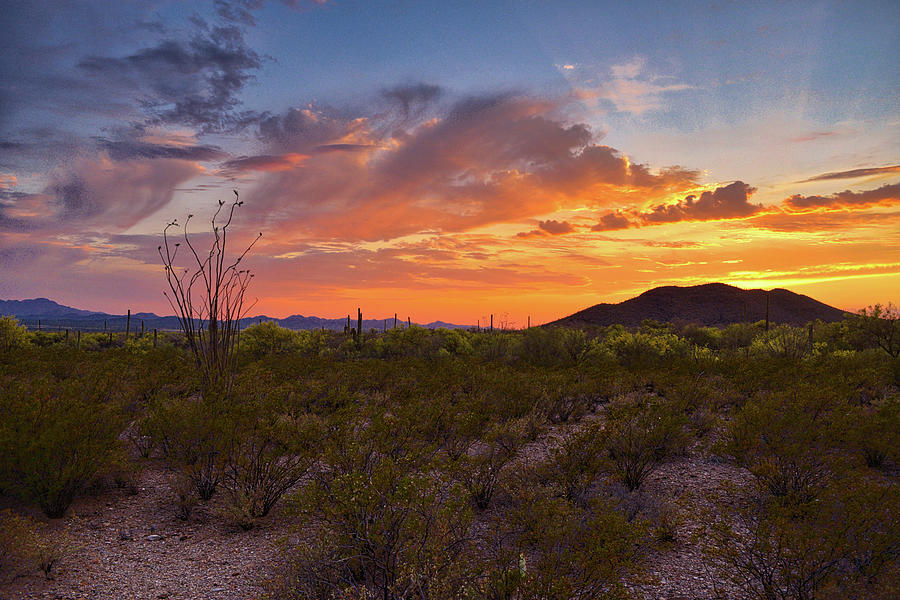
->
1;0;898;325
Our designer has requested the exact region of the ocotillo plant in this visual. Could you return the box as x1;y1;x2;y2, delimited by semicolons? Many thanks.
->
158;191;262;396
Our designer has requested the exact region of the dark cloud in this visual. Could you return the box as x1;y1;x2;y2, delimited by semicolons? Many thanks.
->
314;143;375;153
78;26;262;131
96;138;227;161
214;0;265;26
591;211;633;231
799;166;900;182
784;183;900;211
538;219;574;234
382;83;442;115
257;106;369;153
640;181;761;224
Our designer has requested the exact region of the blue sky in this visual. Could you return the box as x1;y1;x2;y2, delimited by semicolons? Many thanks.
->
1;1;898;321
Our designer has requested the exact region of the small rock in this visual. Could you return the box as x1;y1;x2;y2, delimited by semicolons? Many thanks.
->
145;534;162;541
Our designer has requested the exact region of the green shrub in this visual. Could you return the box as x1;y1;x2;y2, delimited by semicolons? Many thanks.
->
0;314;30;351
221;408;320;526
848;303;900;358
719;392;839;503
479;481;647;600
144;394;231;501
0;370;126;517
602;395;688;491
751;324;810;359
703;477;900;600
846;395;900;468
455;420;525;510
277;419;473;600
541;422;606;505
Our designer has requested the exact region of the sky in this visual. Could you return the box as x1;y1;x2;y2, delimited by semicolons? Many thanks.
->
1;0;898;325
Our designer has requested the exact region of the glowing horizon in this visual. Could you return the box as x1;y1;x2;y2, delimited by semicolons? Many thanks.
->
1;1;898;324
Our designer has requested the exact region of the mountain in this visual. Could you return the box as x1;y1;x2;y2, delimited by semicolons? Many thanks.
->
0;298;103;319
0;299;472;331
548;283;848;328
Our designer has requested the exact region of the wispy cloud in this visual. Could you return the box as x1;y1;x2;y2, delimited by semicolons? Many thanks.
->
575;56;693;115
799;165;900;182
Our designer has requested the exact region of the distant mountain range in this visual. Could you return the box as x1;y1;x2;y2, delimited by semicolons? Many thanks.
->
548;283;848;328
2;283;851;333
0;298;470;332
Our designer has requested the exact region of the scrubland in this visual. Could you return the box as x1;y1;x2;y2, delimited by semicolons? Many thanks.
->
0;314;898;599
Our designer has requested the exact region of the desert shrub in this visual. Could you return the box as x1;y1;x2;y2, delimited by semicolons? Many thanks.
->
144;393;232;501
703;476;900;600
518;327;589;367
0;510;72;579
845;395;900;468
479;481;647;600
600;329;691;369
541;422;606;505
719;391;840;504
718;322;763;351
239;321;301;358
602;395;688;491
751;324;811;359
534;367;609;424
0;314;30;351
848;303;900;358
221;405;320;526
276;407;474;600
455;420;525;510
0;368;126;517
677;322;722;349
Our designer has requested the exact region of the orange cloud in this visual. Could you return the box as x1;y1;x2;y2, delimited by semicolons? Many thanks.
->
747;209;900;232
244;95;700;242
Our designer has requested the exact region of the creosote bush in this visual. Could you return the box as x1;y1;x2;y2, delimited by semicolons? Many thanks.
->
602;394;688;491
0;357;127;517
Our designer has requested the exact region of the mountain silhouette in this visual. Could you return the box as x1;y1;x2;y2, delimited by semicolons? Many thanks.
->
0;298;471;331
548;283;847;328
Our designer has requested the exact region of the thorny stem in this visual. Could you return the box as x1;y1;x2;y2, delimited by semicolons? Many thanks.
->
158;190;262;396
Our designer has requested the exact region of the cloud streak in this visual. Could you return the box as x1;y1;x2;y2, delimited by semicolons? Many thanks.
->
799;165;900;182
